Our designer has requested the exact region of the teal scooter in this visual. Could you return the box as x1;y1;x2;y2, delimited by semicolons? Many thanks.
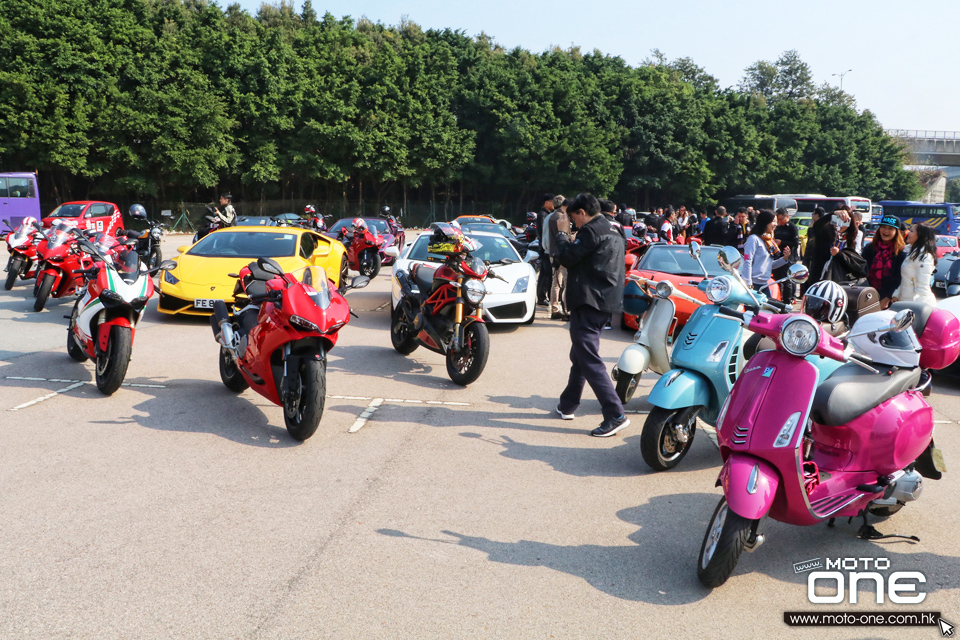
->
639;242;811;470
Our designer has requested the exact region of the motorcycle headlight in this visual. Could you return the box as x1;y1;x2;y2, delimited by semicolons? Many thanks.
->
705;276;732;303
655;281;674;299
779;316;820;356
163;270;179;285
512;276;529;294
130;295;150;311
99;289;125;308
150;228;162;239
464;278;486;304
289;315;321;333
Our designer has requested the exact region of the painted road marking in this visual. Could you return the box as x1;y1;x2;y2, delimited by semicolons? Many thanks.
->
10;382;85;411
349;398;384;433
5;376;168;389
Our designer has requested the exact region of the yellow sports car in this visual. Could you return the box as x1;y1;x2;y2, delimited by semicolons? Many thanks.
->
158;227;347;315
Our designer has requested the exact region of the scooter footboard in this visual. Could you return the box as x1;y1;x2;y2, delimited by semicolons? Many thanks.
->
718;453;780;520
648;369;710;410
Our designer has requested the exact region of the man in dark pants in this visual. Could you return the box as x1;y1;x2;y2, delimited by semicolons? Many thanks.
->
772;207;800;304
536;193;555;305
554;193;628;437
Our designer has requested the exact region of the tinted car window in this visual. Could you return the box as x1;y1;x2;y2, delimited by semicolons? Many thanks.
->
638;245;725;277
46;204;86;218
0;178;6;198
188;231;298;258
328;218;388;235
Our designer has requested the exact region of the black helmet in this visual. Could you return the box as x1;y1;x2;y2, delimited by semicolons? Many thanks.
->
526;211;537;222
129;204;147;219
380;205;391;215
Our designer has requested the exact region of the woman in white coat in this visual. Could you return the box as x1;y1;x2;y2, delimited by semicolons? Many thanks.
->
893;224;937;306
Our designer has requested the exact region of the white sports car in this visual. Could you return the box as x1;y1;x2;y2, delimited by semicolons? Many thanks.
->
390;230;537;324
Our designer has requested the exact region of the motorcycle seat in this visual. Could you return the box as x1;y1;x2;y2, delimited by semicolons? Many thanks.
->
810;363;922;427
410;263;438;292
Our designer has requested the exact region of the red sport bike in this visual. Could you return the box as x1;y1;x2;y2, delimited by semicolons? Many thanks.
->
389;223;500;385
210;258;369;441
33;221;99;312
338;220;383;278
3;216;43;290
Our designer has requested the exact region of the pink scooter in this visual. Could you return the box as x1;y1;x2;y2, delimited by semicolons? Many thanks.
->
697;302;960;588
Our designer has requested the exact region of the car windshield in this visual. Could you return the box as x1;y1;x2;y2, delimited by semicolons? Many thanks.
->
45;204;85;219
936;236;957;247
794;216;812;229
637;245;725;277
459;223;513;239
408;233;520;263
188;231;298;258
455;217;494;225
236;216;273;227
328;218;388;234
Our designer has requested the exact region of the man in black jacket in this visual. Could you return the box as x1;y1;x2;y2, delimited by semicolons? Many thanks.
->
772;207;801;303
535;193;555;305
554;193;628;437
701;206;728;246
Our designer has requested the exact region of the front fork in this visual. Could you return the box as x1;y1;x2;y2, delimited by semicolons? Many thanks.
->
451;277;464;351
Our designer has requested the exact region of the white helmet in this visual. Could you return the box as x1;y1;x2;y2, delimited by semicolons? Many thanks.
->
848;310;922;368
802;280;847;325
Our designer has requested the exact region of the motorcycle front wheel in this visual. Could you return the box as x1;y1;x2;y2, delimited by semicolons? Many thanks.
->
615;373;640;405
148;246;162;270
360;250;381;278
446;321;490;386
640;405;702;471
5;258;22;290
697;497;753;588
95;325;132;395
34;273;55;312
283;357;326;441
66;299;88;362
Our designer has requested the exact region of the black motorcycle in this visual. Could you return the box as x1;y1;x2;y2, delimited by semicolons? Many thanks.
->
132;218;166;269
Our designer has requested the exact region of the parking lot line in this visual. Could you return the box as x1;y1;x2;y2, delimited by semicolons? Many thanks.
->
10;381;85;411
349;398;384;433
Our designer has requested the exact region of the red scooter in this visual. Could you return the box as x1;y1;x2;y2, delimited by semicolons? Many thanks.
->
211;258;369;441
34;221;96;312
3;217;43;290
339;219;383;278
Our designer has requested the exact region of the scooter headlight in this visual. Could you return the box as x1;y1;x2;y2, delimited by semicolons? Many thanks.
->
705;276;732;303
464;278;486;304
655;281;674;299
779;316;820;356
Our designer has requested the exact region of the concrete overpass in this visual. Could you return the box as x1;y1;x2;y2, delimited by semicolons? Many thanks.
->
887;130;960;168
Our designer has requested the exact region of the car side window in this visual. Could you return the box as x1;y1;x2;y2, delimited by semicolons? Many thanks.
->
300;233;316;258
87;204;107;218
0;178;7;198
7;178;31;198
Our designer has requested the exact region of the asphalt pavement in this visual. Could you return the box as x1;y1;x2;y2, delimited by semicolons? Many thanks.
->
0;234;958;639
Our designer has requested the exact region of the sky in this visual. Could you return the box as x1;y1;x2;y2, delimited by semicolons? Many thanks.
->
230;0;959;133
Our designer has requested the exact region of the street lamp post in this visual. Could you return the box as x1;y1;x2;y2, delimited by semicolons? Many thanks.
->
832;69;853;91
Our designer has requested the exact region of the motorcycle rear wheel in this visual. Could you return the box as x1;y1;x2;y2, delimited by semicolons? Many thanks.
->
697;497;753;588
390;306;419;354
283;358;326;441
66;300;88;362
5;258;21;290
446;322;490;386
34;273;55;312
95;325;132;395
218;346;248;392
640;405;701;471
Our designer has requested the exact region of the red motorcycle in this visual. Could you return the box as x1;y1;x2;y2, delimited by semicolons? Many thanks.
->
210;258;370;441
389;223;499;385
338;218;383;278
34;221;96;312
4;216;43;290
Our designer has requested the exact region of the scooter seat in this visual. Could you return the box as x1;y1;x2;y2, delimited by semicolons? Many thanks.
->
810;363;922;427
410;263;437;292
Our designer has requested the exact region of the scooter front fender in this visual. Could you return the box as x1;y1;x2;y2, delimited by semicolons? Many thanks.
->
718;453;780;520
648;369;710;411
616;343;650;377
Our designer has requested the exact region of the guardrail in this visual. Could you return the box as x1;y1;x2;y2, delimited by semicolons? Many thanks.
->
886;130;960;140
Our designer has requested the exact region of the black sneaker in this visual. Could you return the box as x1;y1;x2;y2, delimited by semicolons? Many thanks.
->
591;415;630;437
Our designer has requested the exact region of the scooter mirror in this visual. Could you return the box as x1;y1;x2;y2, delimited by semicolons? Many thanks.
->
688;239;701;259
257;256;285;277
890;309;915;332
384;246;400;259
157;260;177;271
717;246;742;272
787;263;809;284
350;275;371;290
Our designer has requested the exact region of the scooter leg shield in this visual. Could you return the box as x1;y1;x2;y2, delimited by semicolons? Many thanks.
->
718;454;780;520
616;344;650;377
948;284;960;297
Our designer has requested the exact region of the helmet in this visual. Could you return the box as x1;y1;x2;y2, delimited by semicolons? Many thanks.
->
802;280;847;325
427;223;479;256
352;218;367;231
304;204;316;215
526;211;537;222
21;216;38;230
380;205;391;215
848;310;921;368
129;204;147;220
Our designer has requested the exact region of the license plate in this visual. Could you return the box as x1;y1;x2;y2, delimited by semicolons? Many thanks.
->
194;298;216;309
935;281;946;289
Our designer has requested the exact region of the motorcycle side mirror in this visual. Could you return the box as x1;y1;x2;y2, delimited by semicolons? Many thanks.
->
890;309;915;332
1;219;10;230
717;246;742;272
152;260;177;273
787;263;809;284
348;275;371;291
177;245;190;254
257;256;285;277
688;239;701;259
384;246;400;259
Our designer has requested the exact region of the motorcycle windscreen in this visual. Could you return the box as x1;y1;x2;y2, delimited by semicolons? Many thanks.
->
294;266;332;309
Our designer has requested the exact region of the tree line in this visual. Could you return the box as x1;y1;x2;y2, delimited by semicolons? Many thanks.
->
0;0;923;218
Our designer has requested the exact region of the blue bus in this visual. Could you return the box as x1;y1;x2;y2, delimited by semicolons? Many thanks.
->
875;201;960;235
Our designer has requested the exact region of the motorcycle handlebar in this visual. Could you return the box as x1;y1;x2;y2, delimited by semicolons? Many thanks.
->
764;299;788;312
716;306;746;321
